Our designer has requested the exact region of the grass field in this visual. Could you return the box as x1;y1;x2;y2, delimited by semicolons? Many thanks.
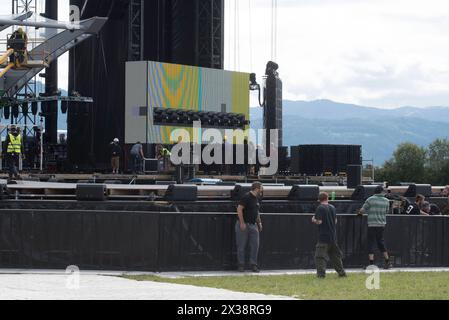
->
125;272;449;300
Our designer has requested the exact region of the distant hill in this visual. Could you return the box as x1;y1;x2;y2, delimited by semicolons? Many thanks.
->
6;96;449;166
251;100;449;165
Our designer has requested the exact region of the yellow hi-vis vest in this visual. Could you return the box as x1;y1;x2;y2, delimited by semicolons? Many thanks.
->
162;148;171;157
7;134;22;154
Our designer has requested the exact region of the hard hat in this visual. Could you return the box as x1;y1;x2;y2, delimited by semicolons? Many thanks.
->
113;138;119;143
17;27;24;33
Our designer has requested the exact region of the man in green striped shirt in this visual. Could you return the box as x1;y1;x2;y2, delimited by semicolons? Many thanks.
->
358;186;392;269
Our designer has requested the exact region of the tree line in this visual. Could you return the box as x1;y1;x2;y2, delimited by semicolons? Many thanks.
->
375;139;449;186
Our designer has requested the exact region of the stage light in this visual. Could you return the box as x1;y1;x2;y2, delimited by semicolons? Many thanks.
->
4;105;10;119
61;100;68;114
22;102;29;116
31;101;38;115
12;104;19;118
249;73;260;91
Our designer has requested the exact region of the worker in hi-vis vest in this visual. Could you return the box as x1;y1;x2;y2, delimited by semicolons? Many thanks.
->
3;125;24;180
9;27;28;66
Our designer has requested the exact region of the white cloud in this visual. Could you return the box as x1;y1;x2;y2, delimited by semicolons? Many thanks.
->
226;0;449;108
3;1;449;108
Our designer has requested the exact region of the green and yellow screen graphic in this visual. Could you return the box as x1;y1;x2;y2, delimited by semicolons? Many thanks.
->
146;61;249;144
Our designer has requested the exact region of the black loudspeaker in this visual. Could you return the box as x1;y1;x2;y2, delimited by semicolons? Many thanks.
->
76;184;106;201
351;185;379;201
290;146;300;174
347;165;362;189
288;185;320;201
403;184;432;198
278;146;289;172
264;72;283;149
164;185;198;201
144;159;158;172
231;185;252;201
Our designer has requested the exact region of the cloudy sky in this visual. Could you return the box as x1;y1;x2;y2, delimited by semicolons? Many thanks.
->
226;0;449;108
2;0;449;108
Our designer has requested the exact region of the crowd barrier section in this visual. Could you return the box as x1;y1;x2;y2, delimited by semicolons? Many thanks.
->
0;210;448;271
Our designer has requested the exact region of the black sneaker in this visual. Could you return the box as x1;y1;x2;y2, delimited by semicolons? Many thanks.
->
237;265;245;272
251;265;260;273
317;274;326;279
338;272;347;278
383;262;393;270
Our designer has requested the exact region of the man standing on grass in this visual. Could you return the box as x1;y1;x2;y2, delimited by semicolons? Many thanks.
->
236;182;264;273
312;192;347;278
358;185;392;269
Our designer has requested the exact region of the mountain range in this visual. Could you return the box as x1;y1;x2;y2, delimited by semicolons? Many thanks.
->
37;98;449;166
250;100;449;165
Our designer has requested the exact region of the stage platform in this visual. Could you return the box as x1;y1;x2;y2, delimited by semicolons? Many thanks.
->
2;179;356;200
0;177;445;201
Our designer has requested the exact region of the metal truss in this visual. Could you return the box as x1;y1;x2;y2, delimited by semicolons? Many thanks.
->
128;0;144;61
196;0;224;69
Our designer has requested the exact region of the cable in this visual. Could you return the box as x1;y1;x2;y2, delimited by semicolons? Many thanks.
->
248;0;253;71
271;0;274;61
270;0;278;61
233;0;237;70
273;0;278;61
236;0;240;70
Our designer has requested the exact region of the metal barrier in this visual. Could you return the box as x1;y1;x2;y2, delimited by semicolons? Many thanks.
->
0;210;448;271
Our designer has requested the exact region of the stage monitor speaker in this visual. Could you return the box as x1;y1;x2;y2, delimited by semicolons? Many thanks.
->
351;185;379;201
347;165;362;189
403;184;432;198
231;185;252;201
164;185;198;201
288;185;320;201
76;184;106;201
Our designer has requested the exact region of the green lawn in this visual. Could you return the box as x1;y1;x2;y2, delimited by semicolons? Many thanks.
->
124;272;449;300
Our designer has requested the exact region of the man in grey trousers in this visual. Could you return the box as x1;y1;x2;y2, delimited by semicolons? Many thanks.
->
236;182;264;273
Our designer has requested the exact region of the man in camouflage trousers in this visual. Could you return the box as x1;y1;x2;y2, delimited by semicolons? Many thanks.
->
312;192;347;278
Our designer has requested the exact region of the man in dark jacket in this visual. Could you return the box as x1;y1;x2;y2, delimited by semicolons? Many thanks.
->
3;125;24;180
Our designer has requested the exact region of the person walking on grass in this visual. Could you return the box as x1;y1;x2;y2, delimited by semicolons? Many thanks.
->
358;185;392;269
312;192;347;279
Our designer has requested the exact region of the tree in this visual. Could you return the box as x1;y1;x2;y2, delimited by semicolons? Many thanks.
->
379;143;426;185
426;138;449;185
